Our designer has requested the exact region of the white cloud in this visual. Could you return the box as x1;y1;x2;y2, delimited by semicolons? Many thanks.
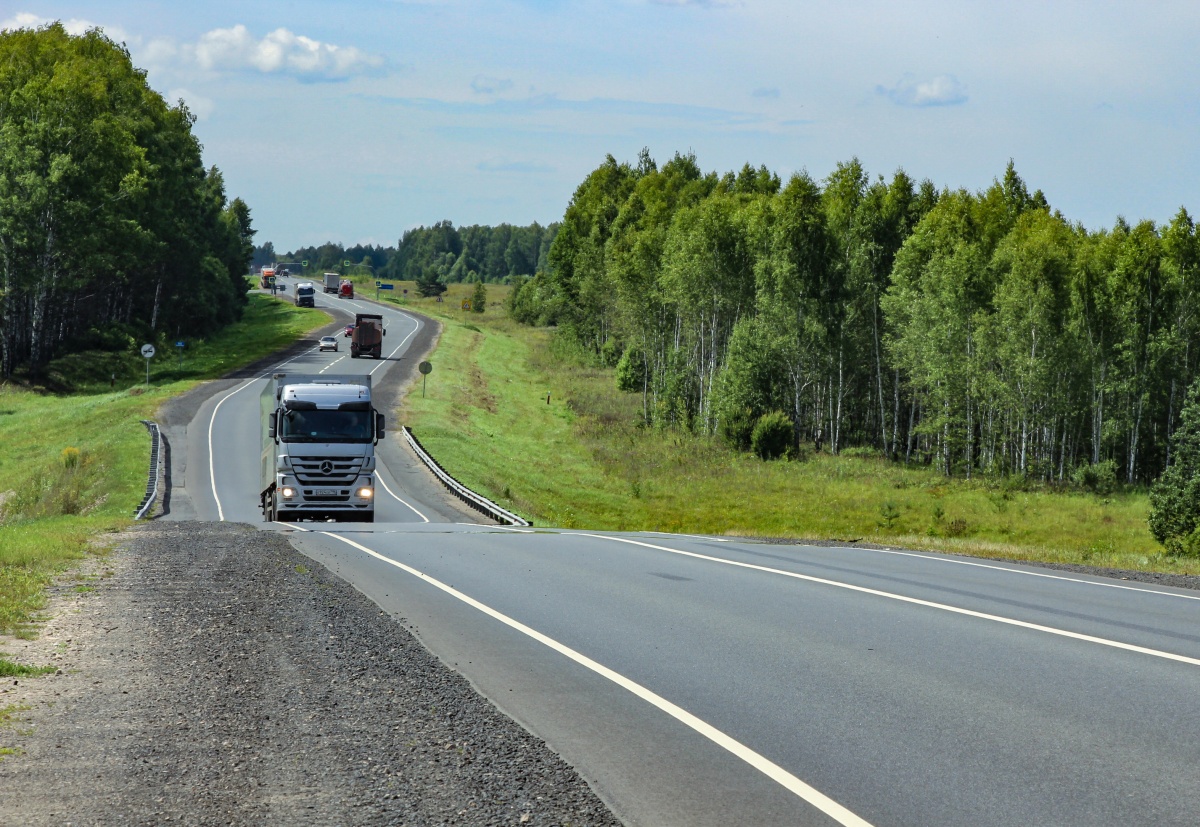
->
877;74;968;107
189;25;384;80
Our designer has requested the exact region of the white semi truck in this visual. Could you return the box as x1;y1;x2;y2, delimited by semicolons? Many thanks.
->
259;373;385;523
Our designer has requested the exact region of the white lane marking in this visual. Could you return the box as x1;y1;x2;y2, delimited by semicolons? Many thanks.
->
370;312;421;376
842;546;1200;602
206;347;319;519
579;534;1200;668
376;469;430;522
207;380;259;521
322;532;873;827
460;523;536;533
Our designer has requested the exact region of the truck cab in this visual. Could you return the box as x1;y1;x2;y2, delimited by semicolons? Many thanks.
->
260;374;384;523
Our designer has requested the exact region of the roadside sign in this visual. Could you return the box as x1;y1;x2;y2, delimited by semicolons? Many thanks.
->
140;343;155;386
379;284;394;290
419;361;432;397
461;299;472;311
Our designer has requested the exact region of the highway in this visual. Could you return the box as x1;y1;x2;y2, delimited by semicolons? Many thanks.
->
179;290;1200;826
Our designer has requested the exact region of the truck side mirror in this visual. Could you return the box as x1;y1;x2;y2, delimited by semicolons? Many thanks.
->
268;411;277;440
375;412;385;440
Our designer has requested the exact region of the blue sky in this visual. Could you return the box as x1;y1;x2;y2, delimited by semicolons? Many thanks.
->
5;2;1198;252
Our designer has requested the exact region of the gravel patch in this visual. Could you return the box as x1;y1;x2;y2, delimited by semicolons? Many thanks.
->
0;522;622;826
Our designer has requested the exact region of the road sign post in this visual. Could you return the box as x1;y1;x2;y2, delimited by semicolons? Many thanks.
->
140;343;156;386
419;361;432;397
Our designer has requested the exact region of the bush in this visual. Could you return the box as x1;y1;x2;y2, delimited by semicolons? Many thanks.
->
720;407;755;451
1071;459;1117;494
615;348;647;392
750;410;793;460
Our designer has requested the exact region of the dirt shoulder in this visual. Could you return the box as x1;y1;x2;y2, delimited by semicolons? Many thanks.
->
0;522;621;826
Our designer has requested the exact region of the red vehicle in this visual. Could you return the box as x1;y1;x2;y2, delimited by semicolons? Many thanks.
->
339;279;354;299
343;324;354;337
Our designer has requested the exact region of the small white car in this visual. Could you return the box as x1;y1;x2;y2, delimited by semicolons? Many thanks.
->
318;335;339;352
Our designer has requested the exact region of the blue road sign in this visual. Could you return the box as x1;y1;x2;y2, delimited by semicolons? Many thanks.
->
379;284;394;290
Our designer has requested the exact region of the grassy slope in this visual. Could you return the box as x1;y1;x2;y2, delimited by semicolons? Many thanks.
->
393;286;1193;576
0;293;327;637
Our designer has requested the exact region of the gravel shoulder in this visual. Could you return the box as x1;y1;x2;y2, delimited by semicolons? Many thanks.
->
0;522;621;826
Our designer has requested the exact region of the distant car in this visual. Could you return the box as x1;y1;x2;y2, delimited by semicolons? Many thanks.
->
344;324;355;337
319;336;339;352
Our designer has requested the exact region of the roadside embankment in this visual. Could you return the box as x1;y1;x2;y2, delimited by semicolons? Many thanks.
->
0;522;622;826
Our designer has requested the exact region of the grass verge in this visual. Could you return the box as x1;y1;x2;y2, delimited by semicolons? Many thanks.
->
397;292;1196;576
0;292;328;638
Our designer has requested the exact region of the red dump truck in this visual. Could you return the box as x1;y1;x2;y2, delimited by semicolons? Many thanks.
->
350;313;385;359
259;266;276;289
339;279;354;299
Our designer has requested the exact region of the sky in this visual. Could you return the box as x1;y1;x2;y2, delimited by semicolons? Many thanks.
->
4;2;1199;253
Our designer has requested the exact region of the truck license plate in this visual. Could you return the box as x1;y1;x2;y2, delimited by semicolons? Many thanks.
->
314;488;337;496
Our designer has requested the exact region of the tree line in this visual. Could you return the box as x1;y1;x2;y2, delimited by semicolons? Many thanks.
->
0;24;254;379
509;150;1200;486
264;220;560;286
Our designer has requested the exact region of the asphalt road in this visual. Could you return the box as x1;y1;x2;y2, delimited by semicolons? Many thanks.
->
173;291;1200;826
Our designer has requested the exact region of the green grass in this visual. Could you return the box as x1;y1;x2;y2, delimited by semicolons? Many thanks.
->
0;293;328;638
0;658;55;678
400;296;1197;576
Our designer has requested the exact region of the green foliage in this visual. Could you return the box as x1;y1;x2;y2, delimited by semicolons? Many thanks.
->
1149;378;1200;553
521;147;1200;506
1072;460;1117;494
0;23;254;379
751;411;794;460
415;268;448;298
471;281;487;313
615;348;647;393
404;301;1180;574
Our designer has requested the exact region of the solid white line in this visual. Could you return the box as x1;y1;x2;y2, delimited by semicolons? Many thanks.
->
376;469;430;522
845;546;1200;602
370;312;421;376
321;531;874;827
579;534;1200;668
207;380;258;521
206;345;318;519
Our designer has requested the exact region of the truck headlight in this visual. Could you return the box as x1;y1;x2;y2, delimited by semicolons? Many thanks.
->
281;486;296;498
357;487;373;499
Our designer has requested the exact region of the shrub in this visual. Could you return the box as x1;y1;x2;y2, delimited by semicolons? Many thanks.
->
720;407;755;451
750;410;793;460
615;348;646;390
1072;459;1117;494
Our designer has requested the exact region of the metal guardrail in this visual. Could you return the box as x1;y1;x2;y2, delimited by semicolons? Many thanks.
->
134;420;161;520
403;426;531;527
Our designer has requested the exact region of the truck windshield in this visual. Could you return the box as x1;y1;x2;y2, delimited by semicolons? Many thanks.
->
280;409;373;443
297;287;314;295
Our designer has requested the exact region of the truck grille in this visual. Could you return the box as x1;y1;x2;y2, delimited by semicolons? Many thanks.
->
291;456;362;485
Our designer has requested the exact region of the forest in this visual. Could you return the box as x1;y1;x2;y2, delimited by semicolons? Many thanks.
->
509;150;1200;486
0;24;254;379
265;220;559;285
